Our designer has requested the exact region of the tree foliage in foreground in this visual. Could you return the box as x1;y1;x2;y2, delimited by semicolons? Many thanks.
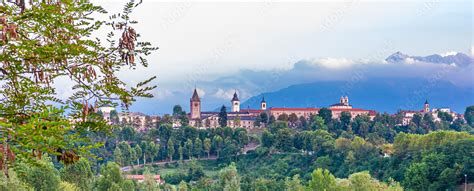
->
0;0;157;175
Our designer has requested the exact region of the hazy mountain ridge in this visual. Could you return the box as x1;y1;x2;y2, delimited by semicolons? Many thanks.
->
130;51;474;114
385;51;473;67
242;77;474;113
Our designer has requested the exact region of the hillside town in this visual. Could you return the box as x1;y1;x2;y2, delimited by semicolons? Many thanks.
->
98;88;465;131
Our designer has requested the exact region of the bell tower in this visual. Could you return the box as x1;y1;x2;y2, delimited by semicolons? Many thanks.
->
190;89;201;119
344;96;349;105
261;96;267;110
423;100;430;113
231;91;240;112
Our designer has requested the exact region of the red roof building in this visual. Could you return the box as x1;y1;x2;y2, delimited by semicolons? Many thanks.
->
269;108;319;119
125;174;161;183
268;95;376;120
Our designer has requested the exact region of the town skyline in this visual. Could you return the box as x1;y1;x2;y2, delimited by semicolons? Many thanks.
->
99;87;465;132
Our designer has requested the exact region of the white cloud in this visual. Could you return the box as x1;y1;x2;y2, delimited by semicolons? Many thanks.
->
470;46;474;56
305;57;390;69
196;88;206;97
52;76;74;100
404;57;417;64
308;58;356;69
90;1;470;84
154;89;173;100
440;51;458;57
213;89;237;100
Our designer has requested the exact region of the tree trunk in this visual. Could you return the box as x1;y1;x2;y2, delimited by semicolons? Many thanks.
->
143;154;146;165
207;152;210;159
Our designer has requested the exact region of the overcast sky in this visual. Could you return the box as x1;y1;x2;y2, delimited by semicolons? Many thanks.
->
90;0;473;114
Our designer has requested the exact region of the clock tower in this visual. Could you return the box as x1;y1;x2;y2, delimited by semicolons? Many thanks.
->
190;89;201;119
423;100;430;113
261;96;267;110
231;91;240;112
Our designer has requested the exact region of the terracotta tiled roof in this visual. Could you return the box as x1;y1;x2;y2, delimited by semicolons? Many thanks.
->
368;110;377;116
269;108;319;111
329;108;370;112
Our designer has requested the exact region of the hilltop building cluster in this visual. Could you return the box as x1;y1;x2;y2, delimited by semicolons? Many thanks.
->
97;105;159;131
188;88;377;129
399;100;462;126
97;88;465;131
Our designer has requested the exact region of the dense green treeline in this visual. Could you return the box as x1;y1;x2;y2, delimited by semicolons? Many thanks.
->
1;105;473;190
104;106;474;190
0;156;403;191
91;124;253;168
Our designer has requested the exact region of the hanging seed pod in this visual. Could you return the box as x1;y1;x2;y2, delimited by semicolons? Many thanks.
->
91;68;96;78
0;144;15;168
1;27;6;42
38;71;44;82
84;101;89;116
46;76;50;86
57;149;79;165
0;16;6;25
130;55;134;64
8;24;18;39
32;149;42;159
34;72;38;83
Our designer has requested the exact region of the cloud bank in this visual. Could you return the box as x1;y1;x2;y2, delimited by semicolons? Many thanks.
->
128;51;473;114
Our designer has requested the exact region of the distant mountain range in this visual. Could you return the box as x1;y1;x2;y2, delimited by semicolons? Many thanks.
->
385;52;473;67
239;52;473;113
241;77;474;114
130;51;473;115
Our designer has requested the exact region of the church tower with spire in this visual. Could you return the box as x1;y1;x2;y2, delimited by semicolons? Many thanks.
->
231;91;240;112
190;89;201;119
261;96;267;110
423;100;430;113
